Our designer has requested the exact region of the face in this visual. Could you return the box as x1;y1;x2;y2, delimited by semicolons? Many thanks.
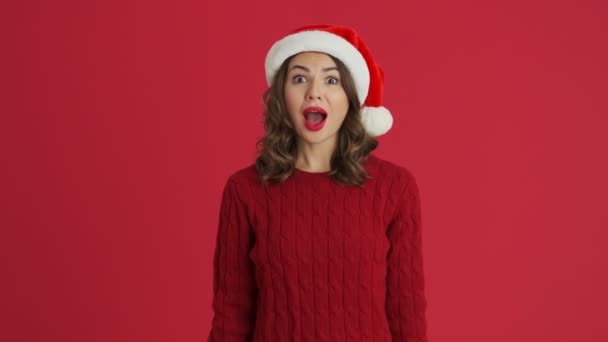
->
284;51;349;147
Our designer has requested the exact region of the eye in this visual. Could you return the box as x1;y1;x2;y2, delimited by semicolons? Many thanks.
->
328;77;340;85
293;75;305;83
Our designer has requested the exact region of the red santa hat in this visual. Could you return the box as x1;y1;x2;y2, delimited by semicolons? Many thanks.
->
264;24;393;137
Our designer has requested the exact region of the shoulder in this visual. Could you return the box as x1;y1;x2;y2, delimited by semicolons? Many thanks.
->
366;153;418;191
226;162;258;185
221;162;261;202
368;154;422;223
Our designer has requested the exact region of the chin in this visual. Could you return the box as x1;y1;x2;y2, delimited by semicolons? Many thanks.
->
300;131;336;145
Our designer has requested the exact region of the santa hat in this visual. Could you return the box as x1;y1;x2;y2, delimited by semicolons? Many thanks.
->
264;24;393;137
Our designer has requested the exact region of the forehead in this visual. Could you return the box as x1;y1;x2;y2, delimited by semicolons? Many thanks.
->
287;51;337;69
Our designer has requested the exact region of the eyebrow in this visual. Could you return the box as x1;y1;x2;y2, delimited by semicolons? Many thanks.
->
289;65;338;73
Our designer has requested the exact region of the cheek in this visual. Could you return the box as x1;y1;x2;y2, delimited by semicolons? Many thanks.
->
332;112;348;128
331;95;349;126
330;89;348;104
331;92;349;113
284;88;299;109
283;93;301;122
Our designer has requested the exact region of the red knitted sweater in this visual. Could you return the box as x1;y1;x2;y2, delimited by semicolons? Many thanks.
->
207;153;429;342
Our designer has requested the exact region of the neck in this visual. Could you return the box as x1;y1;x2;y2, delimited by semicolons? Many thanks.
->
295;136;337;172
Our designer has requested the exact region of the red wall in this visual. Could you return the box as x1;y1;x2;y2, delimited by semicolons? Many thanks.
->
2;0;607;341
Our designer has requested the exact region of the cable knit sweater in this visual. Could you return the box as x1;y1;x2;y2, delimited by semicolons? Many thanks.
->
207;153;429;342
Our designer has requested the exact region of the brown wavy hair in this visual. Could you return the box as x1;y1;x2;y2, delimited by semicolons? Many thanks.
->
255;52;379;188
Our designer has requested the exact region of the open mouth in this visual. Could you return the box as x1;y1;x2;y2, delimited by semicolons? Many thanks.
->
304;111;327;125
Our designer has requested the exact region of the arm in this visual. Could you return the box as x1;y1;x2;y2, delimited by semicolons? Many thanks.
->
207;178;257;342
385;174;429;342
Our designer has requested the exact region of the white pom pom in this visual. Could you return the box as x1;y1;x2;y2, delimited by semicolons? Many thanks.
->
360;106;393;137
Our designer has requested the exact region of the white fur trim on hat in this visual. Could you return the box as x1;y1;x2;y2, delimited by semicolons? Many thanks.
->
265;30;370;105
360;106;393;137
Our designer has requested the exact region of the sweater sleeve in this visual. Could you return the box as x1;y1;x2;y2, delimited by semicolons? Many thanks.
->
207;178;257;342
385;174;429;342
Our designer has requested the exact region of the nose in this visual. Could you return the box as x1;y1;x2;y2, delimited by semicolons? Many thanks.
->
306;79;322;100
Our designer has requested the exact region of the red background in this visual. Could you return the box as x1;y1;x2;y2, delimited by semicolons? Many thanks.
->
2;0;607;341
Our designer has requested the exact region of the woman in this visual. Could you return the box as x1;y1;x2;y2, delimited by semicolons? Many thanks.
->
207;24;429;342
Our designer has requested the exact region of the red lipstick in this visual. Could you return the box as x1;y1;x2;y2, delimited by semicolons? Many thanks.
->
302;106;328;131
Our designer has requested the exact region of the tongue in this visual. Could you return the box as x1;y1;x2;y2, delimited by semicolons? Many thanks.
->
306;112;325;124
